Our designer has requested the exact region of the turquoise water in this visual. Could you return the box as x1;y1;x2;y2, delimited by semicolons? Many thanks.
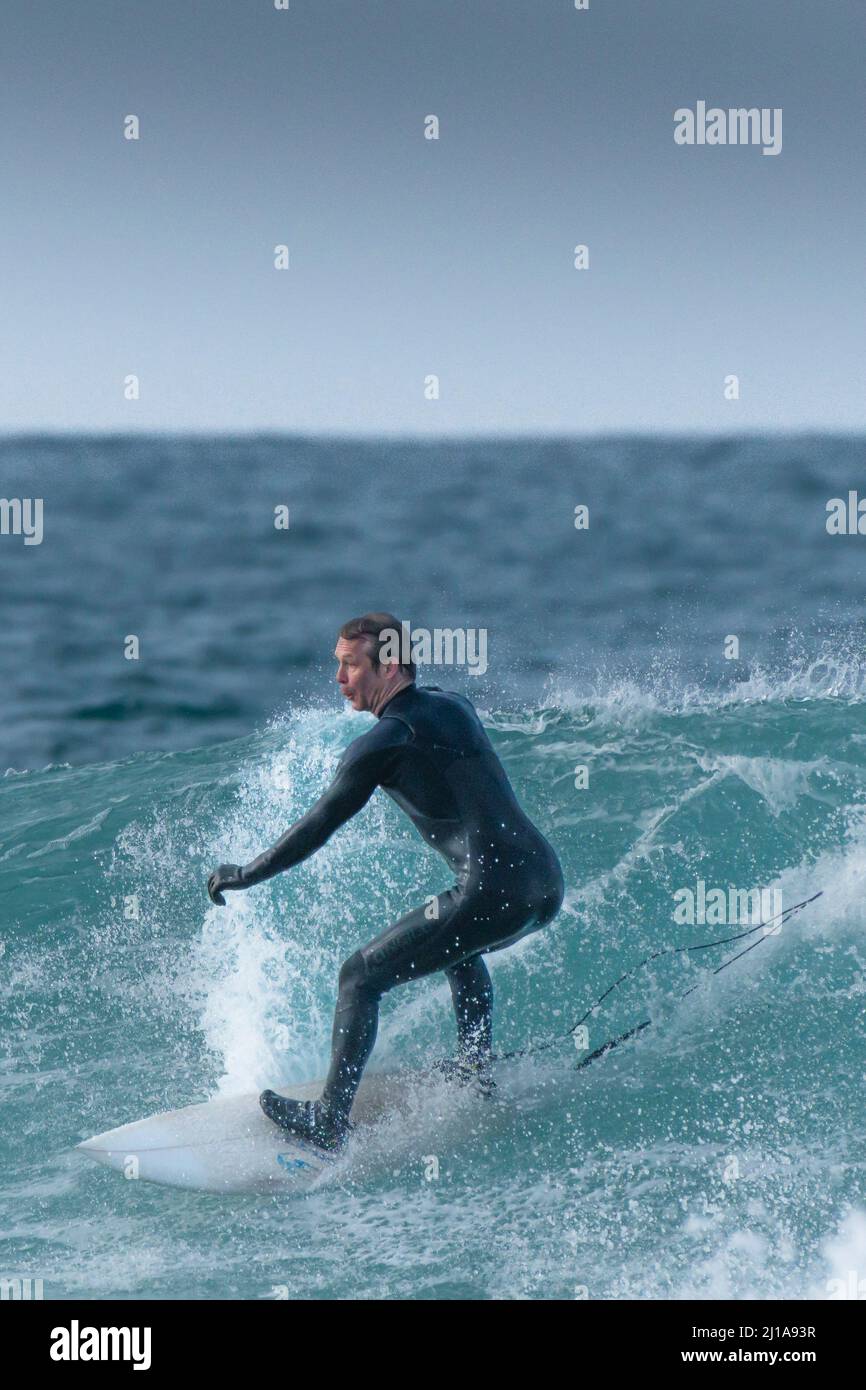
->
2;435;866;1299
2;686;866;1299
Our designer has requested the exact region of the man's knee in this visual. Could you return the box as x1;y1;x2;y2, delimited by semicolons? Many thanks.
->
337;949;375;1005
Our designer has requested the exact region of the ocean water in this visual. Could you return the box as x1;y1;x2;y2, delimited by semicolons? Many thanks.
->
1;434;866;1300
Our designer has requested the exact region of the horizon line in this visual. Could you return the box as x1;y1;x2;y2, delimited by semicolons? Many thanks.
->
1;426;864;444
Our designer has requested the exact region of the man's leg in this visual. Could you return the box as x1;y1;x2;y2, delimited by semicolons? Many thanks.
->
260;895;459;1149
260;890;523;1147
316;947;381;1127
445;954;493;1061
259;944;385;1150
321;949;495;1117
316;892;477;1123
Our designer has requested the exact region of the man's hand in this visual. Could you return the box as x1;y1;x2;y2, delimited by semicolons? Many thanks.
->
207;864;246;906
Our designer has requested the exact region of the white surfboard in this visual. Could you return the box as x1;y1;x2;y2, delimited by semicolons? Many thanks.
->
77;1069;444;1195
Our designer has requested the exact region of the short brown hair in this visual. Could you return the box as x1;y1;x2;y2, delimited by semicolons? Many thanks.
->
339;612;416;680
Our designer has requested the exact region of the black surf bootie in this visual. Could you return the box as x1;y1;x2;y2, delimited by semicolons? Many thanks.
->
432;1054;497;1098
259;1091;351;1153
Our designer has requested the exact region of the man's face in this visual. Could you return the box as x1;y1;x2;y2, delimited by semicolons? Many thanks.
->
334;636;398;712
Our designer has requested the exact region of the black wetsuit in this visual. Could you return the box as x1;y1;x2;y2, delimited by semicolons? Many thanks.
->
243;684;564;1147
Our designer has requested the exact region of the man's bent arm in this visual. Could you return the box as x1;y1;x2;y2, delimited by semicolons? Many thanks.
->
239;750;383;886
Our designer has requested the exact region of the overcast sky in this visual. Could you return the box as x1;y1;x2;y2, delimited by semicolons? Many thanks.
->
1;1;863;435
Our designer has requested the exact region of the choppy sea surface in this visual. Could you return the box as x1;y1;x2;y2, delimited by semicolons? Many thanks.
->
1;434;865;1299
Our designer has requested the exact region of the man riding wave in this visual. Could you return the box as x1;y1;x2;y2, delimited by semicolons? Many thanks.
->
208;613;564;1151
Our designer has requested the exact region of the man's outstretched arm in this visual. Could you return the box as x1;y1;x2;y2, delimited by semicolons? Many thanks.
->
207;742;388;905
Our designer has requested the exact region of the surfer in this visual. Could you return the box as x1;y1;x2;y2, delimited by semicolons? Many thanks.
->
207;613;564;1151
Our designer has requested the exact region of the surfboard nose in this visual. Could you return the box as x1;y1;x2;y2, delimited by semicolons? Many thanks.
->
76;1140;114;1169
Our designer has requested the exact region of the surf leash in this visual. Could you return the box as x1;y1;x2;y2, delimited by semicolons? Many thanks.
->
494;889;823;1069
